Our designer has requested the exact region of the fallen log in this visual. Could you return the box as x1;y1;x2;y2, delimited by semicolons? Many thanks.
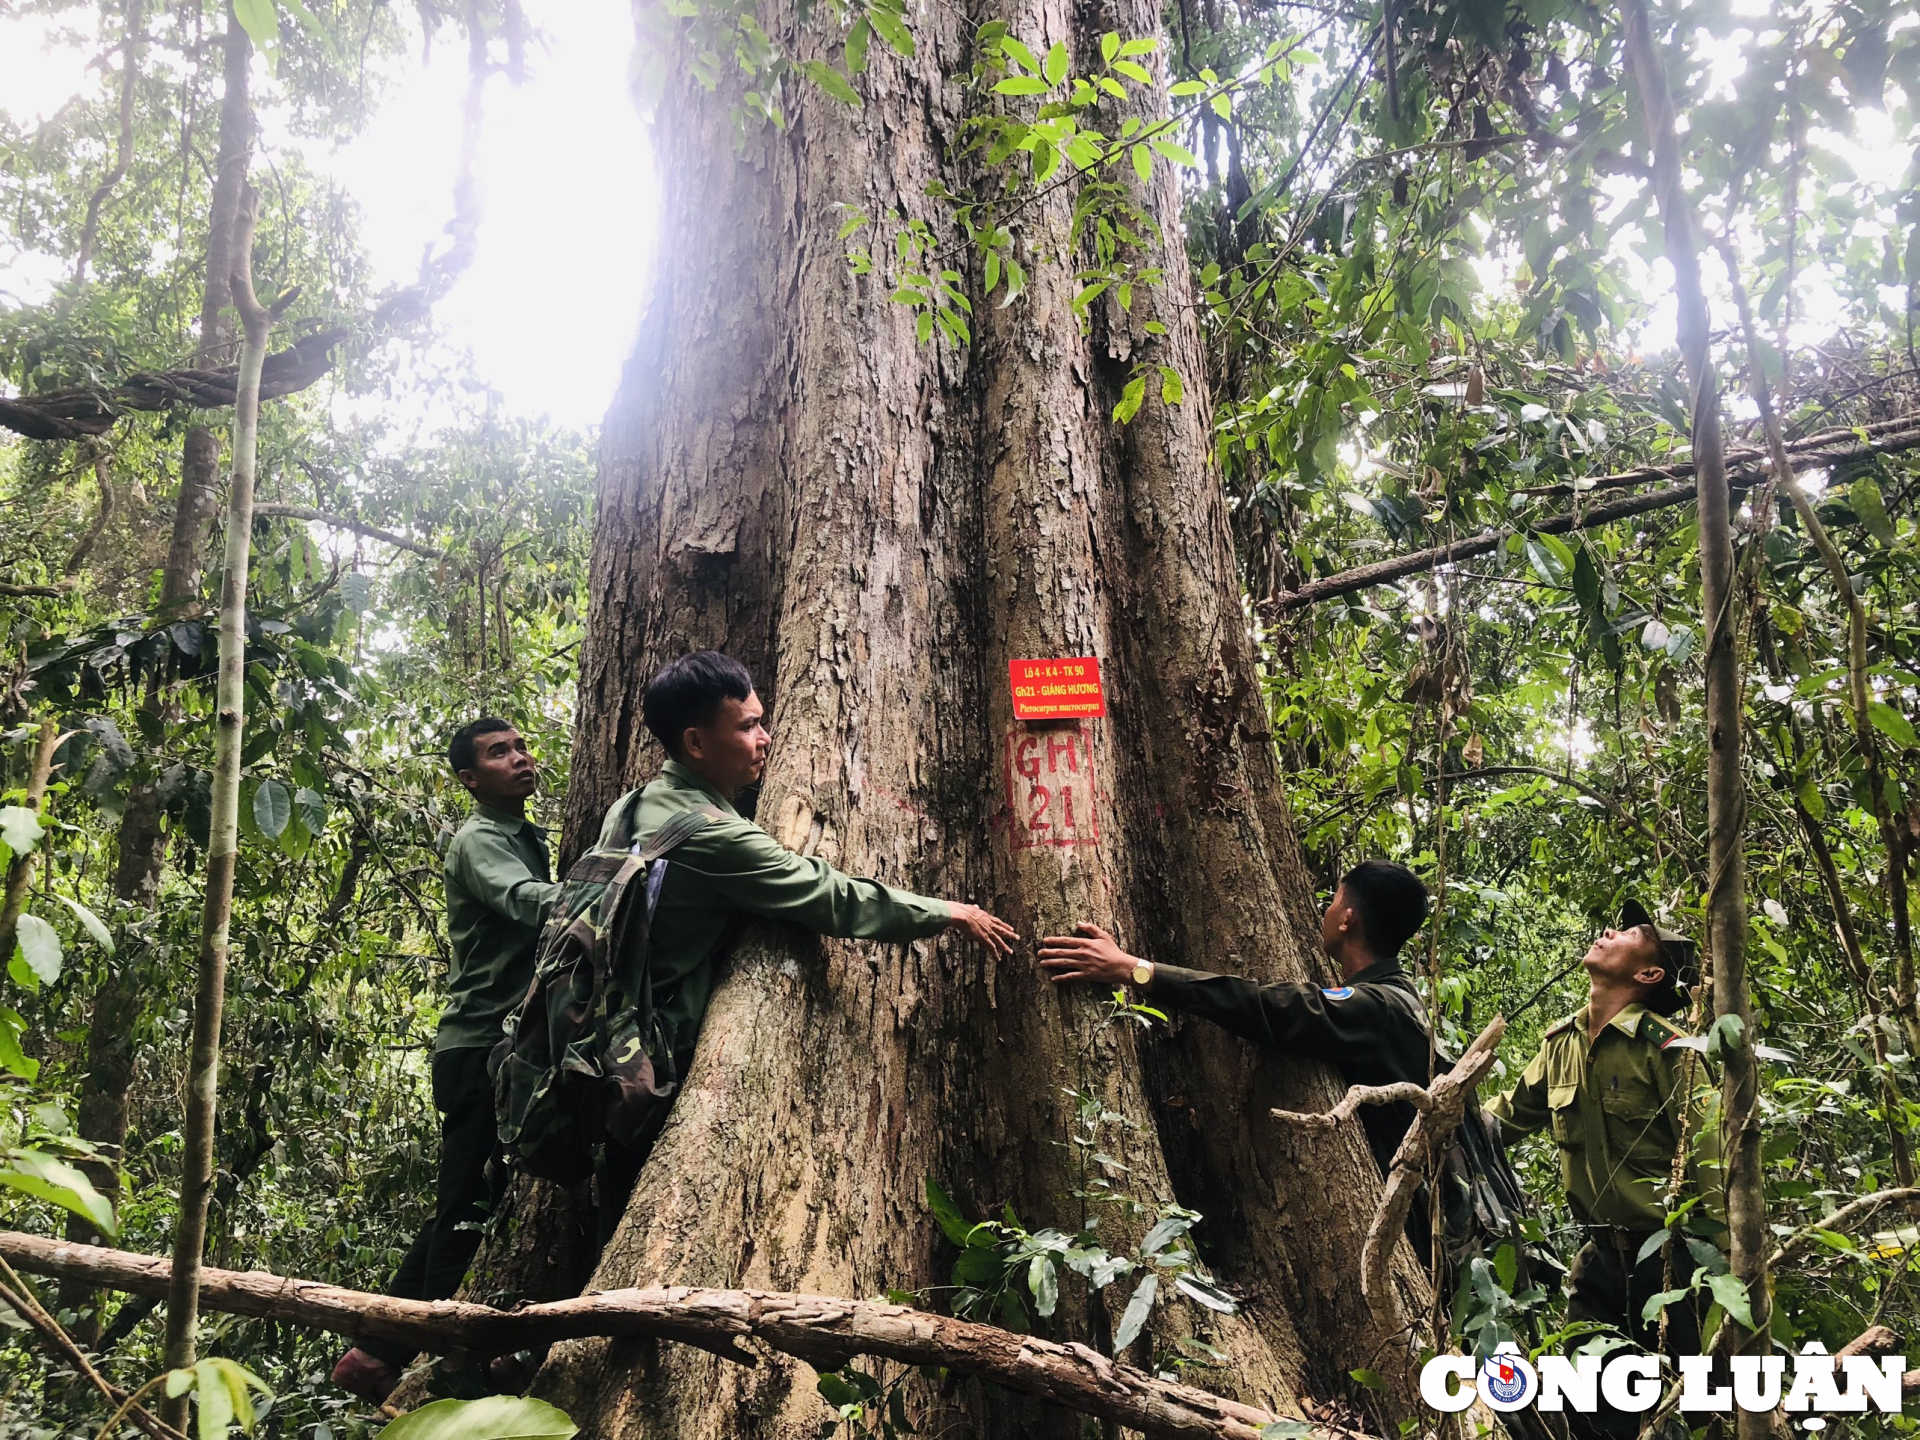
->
0;1232;1325;1440
0;328;348;441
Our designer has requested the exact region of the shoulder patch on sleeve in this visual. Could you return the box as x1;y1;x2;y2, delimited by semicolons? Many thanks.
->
1638;1012;1686;1046
1544;1014;1576;1038
1321;986;1355;1000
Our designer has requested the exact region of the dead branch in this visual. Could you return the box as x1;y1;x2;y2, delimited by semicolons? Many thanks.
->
0;1256;186;1440
0;329;350;442
1272;1082;1433;1131
1273;1016;1507;1301
251;504;446;560
1767;1187;1920;1270
0;1233;1351;1440
1264;414;1920;613
1512;415;1920;498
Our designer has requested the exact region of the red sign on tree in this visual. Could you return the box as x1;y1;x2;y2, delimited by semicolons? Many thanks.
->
1008;657;1105;720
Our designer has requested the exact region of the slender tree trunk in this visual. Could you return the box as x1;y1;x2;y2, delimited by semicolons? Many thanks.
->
63;6;255;1336
0;722;62;962
1620;0;1769;1416
1720;243;1920;1055
158;188;270;1431
73;0;146;286
516;3;1426;1436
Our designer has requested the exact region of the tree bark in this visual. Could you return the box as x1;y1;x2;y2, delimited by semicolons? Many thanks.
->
511;4;1427;1437
158;186;271;1432
1620;0;1768;1420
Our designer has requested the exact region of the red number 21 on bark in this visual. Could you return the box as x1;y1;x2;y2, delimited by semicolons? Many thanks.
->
1005;723;1099;848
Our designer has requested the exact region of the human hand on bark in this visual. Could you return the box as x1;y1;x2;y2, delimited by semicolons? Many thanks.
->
1037;922;1141;985
946;903;1019;956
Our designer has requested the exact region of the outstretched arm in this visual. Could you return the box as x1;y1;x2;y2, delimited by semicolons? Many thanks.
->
1037;922;1398;1060
690;821;1018;955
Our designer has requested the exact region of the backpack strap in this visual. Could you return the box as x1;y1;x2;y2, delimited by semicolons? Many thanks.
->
633;804;723;862
609;805;729;1029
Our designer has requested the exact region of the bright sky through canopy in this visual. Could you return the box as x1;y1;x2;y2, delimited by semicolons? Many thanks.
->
0;4;655;431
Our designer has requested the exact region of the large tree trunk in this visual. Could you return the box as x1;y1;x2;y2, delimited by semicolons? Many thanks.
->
522;1;1427;1433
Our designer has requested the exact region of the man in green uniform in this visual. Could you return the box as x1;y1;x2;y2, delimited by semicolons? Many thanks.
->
333;716;562;1403
592;651;1018;1222
1488;901;1720;1440
1035;860;1434;1181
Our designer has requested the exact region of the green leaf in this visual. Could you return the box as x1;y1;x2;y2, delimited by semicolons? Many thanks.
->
1173;1272;1239;1313
14;914;61;986
1131;142;1152;183
1640;1285;1692;1323
845;15;871;72
1112;59;1151;83
1158;365;1183;404
1868;700;1917;749
1705;1012;1746;1063
1850;477;1897;543
926;1176;973;1246
1525;535;1570;585
994;75;1050;95
1148;138;1198;167
293;787;328;838
867;7;913;58
1028;1253;1059;1317
1261;1426;1316;1440
253;779;292;840
0;1016;39;1080
1101;32;1119;61
1349;1368;1386;1391
0;1148;115;1235
1112;1272;1157;1349
49;894;113;955
231;0;281;47
0;807;43;856
1140;1212;1194;1255
1112;375;1146;423
1042;40;1069;84
984;249;1001;293
1704;1272;1755;1330
801;59;861;105
380;1397;579;1440
1000;36;1039;71
194;1358;235;1440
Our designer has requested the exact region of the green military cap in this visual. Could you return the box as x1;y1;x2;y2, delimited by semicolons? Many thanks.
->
1619;897;1696;1015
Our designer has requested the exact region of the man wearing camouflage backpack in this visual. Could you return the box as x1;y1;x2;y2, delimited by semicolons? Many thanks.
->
575;651;1018;1231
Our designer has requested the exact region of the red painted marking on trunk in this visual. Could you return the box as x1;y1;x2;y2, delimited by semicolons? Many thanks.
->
1005;723;1099;848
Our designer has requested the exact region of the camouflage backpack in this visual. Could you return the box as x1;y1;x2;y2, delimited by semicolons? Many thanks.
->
490;794;723;1185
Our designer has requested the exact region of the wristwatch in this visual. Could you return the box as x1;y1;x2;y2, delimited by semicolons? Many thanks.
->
1131;959;1154;987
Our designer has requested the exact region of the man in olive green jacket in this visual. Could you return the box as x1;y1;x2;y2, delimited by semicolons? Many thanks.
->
1490;900;1722;1440
334;716;561;1403
593;651;1017;1218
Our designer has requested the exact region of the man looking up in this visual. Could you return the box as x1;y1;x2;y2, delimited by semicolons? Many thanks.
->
1036;860;1434;1179
332;717;561;1404
591;651;1018;1222
1487;901;1719;1440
